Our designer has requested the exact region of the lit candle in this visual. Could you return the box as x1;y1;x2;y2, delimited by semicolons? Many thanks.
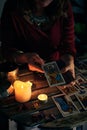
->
13;80;32;103
38;94;48;103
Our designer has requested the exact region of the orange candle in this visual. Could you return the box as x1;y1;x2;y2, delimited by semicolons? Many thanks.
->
13;80;32;103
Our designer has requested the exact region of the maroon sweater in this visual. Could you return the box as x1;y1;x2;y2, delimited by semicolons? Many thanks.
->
1;1;76;62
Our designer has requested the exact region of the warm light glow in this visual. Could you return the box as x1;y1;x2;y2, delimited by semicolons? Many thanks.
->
13;80;32;103
7;84;14;94
38;94;48;102
7;68;18;83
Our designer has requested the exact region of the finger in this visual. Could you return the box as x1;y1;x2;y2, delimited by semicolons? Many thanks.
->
61;66;75;79
33;54;45;65
70;81;76;86
26;53;44;65
61;66;69;73
28;64;44;73
72;71;75;79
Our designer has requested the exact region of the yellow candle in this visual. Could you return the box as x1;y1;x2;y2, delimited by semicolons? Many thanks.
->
13;80;32;103
38;94;48;103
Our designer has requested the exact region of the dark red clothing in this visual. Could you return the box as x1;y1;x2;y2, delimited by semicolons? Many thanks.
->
1;1;76;62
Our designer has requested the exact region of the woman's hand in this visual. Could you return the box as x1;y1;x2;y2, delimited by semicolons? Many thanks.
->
27;53;45;73
15;52;45;73
60;54;75;78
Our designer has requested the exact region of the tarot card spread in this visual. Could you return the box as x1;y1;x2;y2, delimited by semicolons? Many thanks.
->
75;92;87;110
57;73;87;111
42;61;65;87
70;94;84;111
74;73;87;94
75;60;87;74
58;85;78;96
52;94;79;117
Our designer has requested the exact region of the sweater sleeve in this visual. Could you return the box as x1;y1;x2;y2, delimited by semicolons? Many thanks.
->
1;3;22;61
60;0;76;57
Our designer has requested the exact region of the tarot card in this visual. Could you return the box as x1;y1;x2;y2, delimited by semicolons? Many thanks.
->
75;60;87;74
74;84;87;95
52;94;79;117
42;61;65;87
82;60;87;66
62;70;75;84
76;92;87;110
58;85;78;96
76;73;87;83
70;94;84;111
74;73;87;92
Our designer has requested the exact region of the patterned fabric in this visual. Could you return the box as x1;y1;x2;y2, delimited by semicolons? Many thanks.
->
1;0;76;62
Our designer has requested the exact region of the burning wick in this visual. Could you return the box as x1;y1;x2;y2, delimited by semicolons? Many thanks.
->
38;94;48;103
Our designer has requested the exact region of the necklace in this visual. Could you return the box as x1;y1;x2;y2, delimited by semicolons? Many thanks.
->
29;11;50;28
23;10;51;31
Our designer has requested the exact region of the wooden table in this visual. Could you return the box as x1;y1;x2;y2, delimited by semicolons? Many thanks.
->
0;66;87;130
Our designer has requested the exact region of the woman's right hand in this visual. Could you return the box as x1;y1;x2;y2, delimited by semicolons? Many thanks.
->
15;52;45;73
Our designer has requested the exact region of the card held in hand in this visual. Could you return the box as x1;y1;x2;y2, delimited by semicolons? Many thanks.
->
42;61;65;87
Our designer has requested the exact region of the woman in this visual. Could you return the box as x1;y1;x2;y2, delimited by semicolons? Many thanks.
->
0;1;76;130
1;0;76;77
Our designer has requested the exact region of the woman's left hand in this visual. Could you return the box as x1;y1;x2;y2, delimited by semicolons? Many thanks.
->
15;52;45;73
60;54;75;78
27;53;45;73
